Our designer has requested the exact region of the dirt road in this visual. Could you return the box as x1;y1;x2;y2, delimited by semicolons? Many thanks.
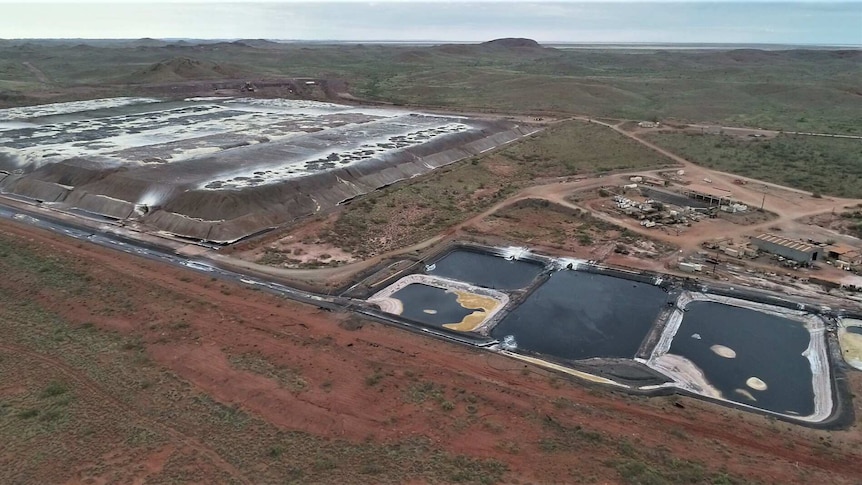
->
22;61;50;84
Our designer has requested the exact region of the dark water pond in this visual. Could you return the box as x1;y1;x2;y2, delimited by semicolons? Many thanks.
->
391;283;472;327
845;326;862;336
429;250;543;290
670;301;814;416
491;270;669;360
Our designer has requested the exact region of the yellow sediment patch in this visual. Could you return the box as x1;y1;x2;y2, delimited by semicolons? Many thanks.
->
839;329;862;371
734;388;757;402
746;377;767;391
710;344;737;359
443;290;501;332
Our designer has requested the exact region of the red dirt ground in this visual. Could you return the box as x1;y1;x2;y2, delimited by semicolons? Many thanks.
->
3;218;862;484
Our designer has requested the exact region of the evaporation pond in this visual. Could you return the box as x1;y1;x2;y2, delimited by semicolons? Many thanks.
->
429;250;543;290
491;270;668;360
390;283;474;328
669;301;814;416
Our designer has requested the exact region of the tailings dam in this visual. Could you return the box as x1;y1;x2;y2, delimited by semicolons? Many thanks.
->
0;97;538;243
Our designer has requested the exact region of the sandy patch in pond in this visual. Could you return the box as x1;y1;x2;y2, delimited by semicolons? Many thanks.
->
734;388;757;401
710;344;737;359
649;353;722;398
371;296;403;315
746;377;768;391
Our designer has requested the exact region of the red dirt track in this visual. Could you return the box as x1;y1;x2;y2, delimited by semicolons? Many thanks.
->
2;217;862;484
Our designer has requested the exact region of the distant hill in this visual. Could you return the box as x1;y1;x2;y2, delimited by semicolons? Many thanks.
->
232;39;282;48
127;38;170;48
481;38;543;49
126;57;241;83
165;40;194;48
430;38;549;58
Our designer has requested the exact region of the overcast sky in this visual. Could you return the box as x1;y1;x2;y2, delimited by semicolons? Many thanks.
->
1;1;860;45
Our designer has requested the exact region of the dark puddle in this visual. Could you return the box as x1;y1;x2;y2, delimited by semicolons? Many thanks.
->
845;326;862;336
670;301;814;416
391;283;472;328
429;250;543;290
491;270;668;360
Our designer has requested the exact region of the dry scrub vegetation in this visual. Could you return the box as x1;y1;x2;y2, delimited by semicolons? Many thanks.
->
646;133;862;198
467;198;676;259
2;42;860;134
319;120;677;257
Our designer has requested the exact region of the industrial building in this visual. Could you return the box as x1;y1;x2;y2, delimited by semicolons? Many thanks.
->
826;244;858;261
683;184;734;206
751;233;822;263
825;244;862;269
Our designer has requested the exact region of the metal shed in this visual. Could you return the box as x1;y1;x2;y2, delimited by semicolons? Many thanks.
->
683;184;734;206
751;233;822;263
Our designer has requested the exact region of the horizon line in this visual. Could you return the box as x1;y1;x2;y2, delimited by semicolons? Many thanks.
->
1;38;860;47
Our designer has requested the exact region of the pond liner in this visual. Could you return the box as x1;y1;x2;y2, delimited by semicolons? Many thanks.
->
424;250;547;291
432;243;550;269
840;310;862;320
500;347;673;389
696;283;830;314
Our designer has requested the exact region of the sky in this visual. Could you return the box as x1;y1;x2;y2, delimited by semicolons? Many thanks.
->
0;1;859;45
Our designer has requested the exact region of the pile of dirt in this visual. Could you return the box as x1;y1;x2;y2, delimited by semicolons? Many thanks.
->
128;57;241;83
